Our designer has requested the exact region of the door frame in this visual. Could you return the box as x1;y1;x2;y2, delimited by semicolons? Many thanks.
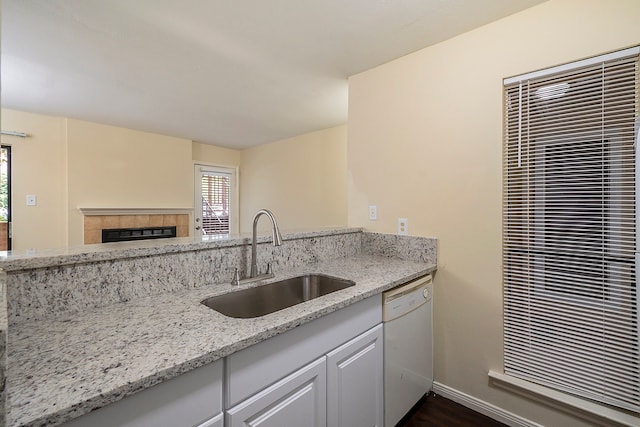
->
193;163;239;237
1;145;12;250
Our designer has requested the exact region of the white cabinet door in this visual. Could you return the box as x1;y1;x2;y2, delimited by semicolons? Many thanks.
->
226;295;381;408
197;413;223;427
326;324;383;427
227;357;326;427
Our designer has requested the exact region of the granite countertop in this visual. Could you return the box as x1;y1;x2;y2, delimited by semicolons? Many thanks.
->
0;228;361;271
7;254;435;427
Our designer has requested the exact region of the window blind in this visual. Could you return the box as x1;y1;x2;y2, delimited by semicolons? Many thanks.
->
200;170;231;235
503;47;640;412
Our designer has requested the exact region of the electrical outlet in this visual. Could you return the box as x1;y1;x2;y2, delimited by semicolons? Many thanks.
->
398;218;408;235
368;205;378;220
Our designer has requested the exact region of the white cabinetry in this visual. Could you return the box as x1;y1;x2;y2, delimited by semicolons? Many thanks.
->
226;295;381;408
226;357;326;427
326;324;383;427
226;295;383;427
62;359;224;427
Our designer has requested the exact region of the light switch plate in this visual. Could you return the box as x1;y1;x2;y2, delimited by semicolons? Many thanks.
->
368;205;378;220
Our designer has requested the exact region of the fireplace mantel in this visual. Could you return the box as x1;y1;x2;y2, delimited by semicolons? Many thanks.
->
79;207;192;216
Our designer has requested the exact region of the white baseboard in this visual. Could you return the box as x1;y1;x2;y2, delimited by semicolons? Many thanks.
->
432;381;544;427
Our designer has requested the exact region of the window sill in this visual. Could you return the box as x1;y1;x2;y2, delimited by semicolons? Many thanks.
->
488;370;639;427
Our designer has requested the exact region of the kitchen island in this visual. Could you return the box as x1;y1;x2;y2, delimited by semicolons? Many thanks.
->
1;229;437;427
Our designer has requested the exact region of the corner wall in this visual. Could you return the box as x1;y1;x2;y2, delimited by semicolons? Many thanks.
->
192;141;242;167
240;125;348;234
347;0;640;425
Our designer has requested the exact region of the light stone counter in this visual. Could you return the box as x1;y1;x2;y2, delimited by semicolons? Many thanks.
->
7;255;435;427
0;227;361;272
1;229;437;427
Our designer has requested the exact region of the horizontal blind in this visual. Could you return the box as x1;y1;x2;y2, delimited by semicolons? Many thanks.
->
503;48;640;411
200;170;231;235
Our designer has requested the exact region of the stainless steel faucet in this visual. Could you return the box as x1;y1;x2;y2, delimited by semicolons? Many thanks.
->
250;209;283;277
231;209;283;285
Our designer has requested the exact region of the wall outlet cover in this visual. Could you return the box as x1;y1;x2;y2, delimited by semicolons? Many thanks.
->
398;218;408;235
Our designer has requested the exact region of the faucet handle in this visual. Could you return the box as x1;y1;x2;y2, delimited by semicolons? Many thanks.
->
265;262;273;275
231;268;240;286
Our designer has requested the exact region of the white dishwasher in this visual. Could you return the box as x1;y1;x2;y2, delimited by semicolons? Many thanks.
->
383;274;433;427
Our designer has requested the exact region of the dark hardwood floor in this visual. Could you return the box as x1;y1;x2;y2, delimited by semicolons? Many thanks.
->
396;392;508;427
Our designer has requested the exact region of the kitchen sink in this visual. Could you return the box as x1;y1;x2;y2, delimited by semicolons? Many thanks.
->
202;274;355;318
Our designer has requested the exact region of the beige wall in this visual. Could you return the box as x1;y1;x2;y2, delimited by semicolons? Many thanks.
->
1;109;347;248
66;119;193;246
240;125;348;233
347;0;640;425
0;109;68;250
192;141;241;167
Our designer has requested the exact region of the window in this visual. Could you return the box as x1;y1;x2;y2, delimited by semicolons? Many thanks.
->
195;165;237;236
502;47;639;411
0;145;11;250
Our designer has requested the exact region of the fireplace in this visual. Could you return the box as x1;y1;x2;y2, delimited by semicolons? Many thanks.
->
81;209;190;244
102;226;177;243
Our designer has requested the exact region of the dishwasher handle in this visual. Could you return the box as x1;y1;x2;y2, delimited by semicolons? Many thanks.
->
383;274;432;304
383;274;432;322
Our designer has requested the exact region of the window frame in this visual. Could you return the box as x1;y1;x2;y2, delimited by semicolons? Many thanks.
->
502;46;640;412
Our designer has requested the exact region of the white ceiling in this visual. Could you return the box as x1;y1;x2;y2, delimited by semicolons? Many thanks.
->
1;0;545;148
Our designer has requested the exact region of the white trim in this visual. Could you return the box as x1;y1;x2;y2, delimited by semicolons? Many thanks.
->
432;381;543;427
504;46;640;84
193;163;239;236
488;371;640;427
79;207;192;216
0;130;27;137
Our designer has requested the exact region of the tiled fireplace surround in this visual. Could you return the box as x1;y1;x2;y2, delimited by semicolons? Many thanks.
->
82;211;190;244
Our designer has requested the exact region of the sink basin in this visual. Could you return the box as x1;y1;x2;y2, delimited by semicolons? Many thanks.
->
202;274;355;318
